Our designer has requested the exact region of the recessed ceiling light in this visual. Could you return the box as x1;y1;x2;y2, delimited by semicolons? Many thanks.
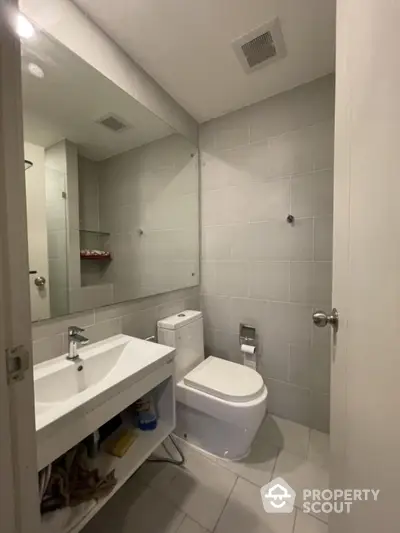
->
28;62;44;79
16;14;34;39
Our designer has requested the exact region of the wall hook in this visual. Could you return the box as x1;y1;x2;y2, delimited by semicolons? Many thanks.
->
286;214;295;224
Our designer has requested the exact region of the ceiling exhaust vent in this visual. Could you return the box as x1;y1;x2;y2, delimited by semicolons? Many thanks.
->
232;18;286;74
96;114;131;133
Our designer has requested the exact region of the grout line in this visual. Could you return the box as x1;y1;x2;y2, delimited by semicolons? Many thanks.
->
292;507;298;533
270;448;280;479
268;448;280;482
201;258;332;264
212;476;238;533
247;119;334;147
307;511;329;525
173;512;187;533
180;514;212;533
305;428;312;460
292;501;328;525
287;344;292;383
312;216;316;262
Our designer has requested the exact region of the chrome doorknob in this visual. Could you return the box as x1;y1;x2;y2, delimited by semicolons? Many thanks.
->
312;308;339;332
34;276;46;288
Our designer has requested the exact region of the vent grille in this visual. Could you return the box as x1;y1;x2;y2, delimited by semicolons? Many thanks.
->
96;114;130;132
241;31;277;69
232;18;286;74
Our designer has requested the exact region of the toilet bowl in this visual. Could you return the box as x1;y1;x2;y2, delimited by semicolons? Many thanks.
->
157;311;268;460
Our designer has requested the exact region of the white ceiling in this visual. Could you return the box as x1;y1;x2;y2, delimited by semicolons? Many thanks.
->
21;23;174;160
72;0;336;122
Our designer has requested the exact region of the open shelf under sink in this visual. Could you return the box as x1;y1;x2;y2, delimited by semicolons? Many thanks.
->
41;420;173;533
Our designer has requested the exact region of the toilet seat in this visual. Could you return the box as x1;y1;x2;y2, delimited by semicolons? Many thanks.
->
184;356;265;403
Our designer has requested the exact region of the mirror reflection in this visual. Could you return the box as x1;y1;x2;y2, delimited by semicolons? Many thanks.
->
21;26;199;321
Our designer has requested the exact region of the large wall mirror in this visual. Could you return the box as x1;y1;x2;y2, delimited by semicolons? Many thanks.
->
21;23;199;321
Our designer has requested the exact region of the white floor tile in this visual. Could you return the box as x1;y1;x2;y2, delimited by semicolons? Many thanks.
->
294;509;328;533
146;446;237;531
133;426;329;532
216;434;279;487
273;450;329;509
82;476;185;533
307;430;330;467
176;516;209;533
259;415;311;458
215;478;295;533
135;460;178;488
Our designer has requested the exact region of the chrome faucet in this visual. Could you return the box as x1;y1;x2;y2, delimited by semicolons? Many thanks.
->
67;326;89;361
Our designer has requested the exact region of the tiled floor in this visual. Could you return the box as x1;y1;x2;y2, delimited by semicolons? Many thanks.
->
83;415;329;533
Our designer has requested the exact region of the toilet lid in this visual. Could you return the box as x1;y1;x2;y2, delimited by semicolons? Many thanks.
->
184;356;265;403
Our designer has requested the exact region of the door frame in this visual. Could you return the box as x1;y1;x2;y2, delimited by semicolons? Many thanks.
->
0;2;41;532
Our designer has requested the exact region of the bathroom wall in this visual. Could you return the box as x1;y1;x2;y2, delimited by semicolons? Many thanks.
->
78;155;108;288
24;142;51;321
31;133;201;365
200;75;334;432
44;143;69;317
32;286;199;365
78;155;100;233
46;140;81;295
98;134;199;302
46;141;114;313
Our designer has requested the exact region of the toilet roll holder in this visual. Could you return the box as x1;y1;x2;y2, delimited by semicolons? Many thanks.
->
239;323;256;348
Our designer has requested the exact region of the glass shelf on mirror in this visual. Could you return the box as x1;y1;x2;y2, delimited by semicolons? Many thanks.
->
79;229;111;236
80;251;112;261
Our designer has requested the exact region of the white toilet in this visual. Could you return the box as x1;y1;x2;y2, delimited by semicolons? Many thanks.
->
157;310;268;460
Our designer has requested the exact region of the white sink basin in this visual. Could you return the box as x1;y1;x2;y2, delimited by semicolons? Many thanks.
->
34;334;175;433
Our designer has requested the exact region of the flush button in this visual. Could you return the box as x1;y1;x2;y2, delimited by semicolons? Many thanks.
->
177;313;186;317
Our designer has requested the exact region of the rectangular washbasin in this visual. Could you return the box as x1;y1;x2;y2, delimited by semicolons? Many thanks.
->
34;334;175;433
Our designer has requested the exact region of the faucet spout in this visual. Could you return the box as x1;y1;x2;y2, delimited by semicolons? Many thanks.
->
72;333;89;344
67;326;89;360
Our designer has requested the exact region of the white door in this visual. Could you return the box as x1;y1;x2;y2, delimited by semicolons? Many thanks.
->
328;0;400;532
24;142;51;321
0;4;41;533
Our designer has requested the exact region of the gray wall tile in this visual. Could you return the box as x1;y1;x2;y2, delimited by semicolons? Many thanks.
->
248;179;291;222
215;261;249;297
204;327;240;363
32;287;200;364
259;341;290;383
201;294;232;332
99;134;199;298
310;391;330;433
249;262;290;302
249;75;335;144
291;169;334;218
200;75;334;431
229;297;267;334
202;226;233;260
265;378;312;427
314;216;333;261
290;262;332;306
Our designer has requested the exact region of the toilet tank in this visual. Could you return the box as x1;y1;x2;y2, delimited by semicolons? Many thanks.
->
157;310;204;381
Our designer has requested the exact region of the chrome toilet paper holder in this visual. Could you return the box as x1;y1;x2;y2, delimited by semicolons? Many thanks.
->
239;323;256;347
